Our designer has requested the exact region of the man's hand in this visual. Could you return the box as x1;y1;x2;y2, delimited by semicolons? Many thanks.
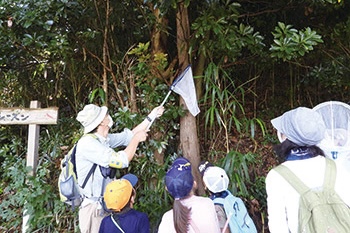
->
148;106;165;121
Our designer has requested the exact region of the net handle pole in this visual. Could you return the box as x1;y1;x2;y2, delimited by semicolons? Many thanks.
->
146;90;172;130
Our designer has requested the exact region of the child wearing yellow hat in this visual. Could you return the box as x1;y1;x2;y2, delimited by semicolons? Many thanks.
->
99;174;150;233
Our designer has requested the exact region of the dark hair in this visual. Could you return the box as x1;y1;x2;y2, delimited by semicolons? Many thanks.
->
126;189;136;208
173;199;191;233
273;139;325;163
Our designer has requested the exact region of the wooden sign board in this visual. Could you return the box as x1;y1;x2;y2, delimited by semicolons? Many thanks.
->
0;101;59;233
0;107;58;125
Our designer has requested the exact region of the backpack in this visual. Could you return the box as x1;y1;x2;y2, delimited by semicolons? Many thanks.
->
274;158;350;233
58;143;97;209
212;190;257;233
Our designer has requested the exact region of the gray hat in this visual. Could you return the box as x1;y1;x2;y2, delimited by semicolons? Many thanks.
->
271;107;326;146
76;104;108;134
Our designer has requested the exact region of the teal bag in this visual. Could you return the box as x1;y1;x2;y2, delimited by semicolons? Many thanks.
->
212;190;257;233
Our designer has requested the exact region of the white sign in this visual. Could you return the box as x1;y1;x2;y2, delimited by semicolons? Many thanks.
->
0;107;58;125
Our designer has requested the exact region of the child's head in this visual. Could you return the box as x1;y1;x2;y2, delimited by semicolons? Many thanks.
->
104;174;138;212
203;166;229;194
165;157;194;232
165;157;194;199
198;160;213;176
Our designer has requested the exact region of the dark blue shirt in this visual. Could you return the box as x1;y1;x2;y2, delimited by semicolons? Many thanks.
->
99;209;150;233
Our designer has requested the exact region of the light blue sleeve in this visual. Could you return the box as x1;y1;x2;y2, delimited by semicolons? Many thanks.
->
107;128;134;148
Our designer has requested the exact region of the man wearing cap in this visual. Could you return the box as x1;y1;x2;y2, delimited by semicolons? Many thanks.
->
99;174;150;233
266;107;350;233
75;104;164;233
158;157;220;233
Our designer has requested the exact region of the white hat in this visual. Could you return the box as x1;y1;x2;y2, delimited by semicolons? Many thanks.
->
271;107;326;146
76;104;108;134
203;166;229;193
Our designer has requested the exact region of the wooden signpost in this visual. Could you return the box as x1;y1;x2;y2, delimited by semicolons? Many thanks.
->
0;100;58;232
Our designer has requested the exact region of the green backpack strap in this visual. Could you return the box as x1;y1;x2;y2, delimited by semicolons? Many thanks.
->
274;164;309;194
323;158;336;191
273;158;336;194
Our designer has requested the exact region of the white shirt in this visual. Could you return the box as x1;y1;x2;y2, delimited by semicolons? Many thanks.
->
75;129;133;200
266;156;350;233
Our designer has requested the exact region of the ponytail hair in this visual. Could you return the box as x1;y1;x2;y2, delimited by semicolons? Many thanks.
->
173;199;191;233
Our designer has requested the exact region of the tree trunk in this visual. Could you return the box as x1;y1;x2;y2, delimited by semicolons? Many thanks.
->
176;1;205;195
194;52;206;100
102;0;110;105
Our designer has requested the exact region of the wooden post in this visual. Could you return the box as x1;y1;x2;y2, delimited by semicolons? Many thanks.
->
0;100;58;232
27;101;40;176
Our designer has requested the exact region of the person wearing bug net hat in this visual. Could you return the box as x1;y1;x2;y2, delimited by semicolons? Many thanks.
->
265;107;350;233
75;104;164;233
158;157;220;233
99;174;150;233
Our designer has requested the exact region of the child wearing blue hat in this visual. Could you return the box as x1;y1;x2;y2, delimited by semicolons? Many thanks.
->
158;157;220;233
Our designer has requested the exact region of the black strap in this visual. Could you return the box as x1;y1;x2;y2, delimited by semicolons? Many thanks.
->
74;137;98;189
100;175;106;196
71;145;78;176
111;214;125;233
81;164;97;189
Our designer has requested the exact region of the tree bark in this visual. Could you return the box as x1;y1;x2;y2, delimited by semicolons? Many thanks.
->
102;0;110;105
176;1;204;195
194;52;206;100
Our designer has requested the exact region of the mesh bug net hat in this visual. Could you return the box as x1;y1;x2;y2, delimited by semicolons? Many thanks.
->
313;101;350;163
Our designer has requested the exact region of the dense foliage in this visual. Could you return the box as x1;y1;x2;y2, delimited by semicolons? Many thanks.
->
1;0;350;232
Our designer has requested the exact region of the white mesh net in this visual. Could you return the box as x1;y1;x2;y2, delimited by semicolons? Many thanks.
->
313;101;350;168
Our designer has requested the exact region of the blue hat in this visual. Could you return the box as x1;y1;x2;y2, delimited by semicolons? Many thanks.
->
165;157;193;199
271;107;326;146
121;174;138;187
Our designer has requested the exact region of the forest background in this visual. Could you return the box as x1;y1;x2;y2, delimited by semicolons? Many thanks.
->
1;0;349;232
